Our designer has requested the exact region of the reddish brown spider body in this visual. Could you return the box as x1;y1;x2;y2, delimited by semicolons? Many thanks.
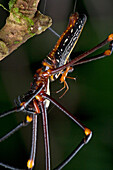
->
0;8;113;170
20;12;87;115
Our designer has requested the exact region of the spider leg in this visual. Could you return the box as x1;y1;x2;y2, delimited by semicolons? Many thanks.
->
27;114;38;170
56;81;66;94
40;101;51;170
42;93;92;170
0;84;45;118
58;80;69;99
51;34;113;74
0;115;33;170
54;137;90;170
74;39;113;66
56;66;73;98
0;85;45;169
0;107;22;118
0;119;30;143
0;162;24;170
27;98;51;170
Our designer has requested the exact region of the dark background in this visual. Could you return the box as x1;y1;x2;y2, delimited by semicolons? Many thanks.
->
0;0;113;169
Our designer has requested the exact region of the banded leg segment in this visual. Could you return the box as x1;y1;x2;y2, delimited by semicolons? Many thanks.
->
42;93;92;170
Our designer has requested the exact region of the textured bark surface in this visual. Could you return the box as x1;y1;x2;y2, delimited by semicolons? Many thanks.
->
0;0;52;60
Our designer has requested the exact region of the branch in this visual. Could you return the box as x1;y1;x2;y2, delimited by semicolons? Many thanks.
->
0;0;52;61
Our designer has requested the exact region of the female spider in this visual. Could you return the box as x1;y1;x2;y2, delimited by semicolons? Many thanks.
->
0;0;113;170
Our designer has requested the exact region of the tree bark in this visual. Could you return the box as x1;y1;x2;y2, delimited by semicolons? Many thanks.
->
0;0;52;61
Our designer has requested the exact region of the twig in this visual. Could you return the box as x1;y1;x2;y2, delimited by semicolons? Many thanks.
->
0;0;52;60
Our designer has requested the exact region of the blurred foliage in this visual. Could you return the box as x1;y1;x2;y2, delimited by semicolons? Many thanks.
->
0;0;113;170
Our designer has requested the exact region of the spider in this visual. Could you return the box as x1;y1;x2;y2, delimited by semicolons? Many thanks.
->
0;0;113;170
